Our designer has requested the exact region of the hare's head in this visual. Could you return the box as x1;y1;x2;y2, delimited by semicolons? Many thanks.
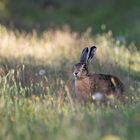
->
73;46;96;79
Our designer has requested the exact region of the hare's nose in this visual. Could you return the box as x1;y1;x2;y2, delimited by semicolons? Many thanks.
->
73;72;78;76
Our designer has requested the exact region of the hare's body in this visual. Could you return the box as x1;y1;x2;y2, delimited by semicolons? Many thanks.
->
73;46;124;104
74;73;124;103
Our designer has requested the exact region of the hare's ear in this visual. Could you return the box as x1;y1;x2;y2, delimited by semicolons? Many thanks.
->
87;46;96;62
80;47;89;63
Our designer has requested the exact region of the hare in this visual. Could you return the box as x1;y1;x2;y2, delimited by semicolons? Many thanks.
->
73;46;124;104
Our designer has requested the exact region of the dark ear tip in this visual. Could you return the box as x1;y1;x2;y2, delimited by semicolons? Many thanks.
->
82;47;89;53
91;46;96;49
85;47;89;51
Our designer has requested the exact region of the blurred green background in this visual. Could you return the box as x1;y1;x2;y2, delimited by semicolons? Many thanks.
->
0;0;140;45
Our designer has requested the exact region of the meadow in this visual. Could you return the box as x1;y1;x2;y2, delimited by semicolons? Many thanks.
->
0;25;140;140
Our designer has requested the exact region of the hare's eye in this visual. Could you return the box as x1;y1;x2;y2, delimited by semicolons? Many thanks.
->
81;64;86;70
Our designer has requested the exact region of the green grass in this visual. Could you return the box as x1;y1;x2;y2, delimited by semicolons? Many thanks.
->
0;25;140;140
0;82;139;140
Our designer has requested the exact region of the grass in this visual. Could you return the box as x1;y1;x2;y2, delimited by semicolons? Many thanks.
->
0;25;140;140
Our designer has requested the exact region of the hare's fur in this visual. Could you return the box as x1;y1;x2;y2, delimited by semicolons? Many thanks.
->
73;46;124;104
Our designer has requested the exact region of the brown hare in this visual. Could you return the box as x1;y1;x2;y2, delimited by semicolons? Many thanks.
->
73;46;124;104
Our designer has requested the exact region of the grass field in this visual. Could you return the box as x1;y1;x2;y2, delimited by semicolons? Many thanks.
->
0;25;140;140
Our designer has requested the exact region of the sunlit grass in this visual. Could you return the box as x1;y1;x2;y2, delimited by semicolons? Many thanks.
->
0;25;140;140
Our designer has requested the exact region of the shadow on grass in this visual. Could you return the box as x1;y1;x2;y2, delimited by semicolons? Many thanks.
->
0;56;73;98
0;55;140;98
